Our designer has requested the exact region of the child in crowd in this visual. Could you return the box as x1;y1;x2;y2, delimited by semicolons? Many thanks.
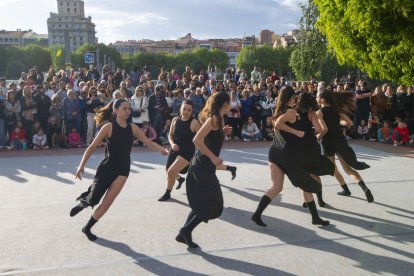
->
32;128;48;150
367;116;380;141
357;120;369;140
377;121;392;143
68;126;85;148
392;120;409;146
262;116;274;141
141;121;157;145
241;116;262;142
158;119;171;146
47;116;65;149
10;125;27;150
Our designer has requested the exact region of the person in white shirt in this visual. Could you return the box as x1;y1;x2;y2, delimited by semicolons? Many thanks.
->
32;128;48;149
241;116;262;141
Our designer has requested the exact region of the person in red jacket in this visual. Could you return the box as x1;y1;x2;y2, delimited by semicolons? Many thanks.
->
68;126;86;148
392;120;409;146
10;125;27;150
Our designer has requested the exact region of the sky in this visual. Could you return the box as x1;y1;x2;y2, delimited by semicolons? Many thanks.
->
0;0;303;44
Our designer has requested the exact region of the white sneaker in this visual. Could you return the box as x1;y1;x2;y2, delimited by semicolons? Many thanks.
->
243;138;250;142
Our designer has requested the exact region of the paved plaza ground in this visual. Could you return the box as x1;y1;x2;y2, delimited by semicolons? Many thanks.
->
0;141;413;275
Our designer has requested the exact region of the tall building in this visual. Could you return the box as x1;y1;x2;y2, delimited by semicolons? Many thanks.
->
0;29;31;47
47;0;97;61
259;29;274;45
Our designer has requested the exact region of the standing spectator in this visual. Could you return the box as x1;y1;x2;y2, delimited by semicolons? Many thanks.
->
130;86;149;128
226;90;242;139
239;89;252;127
251;86;264;129
395;85;407;120
113;67;123;89
130;67;140;87
46;82;57;99
0;96;5;149
250;66;261;85
0;78;8;100
49;94;64;127
57;81;68;100
32;128;48;150
148;85;168;139
21;87;37;147
208;63;217;81
406;86;414;134
188;87;203;118
384;85;397;122
4;90;21;140
260;90;276;130
370;86;387;119
85;87;103;145
171;89;184;117
87;65;100;81
63;90;82;134
354;81;372;133
182;66;192;83
33;85;51;128
46;116;63;149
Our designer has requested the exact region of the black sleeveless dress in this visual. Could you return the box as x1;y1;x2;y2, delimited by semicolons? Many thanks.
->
268;111;322;193
321;106;370;170
76;120;134;207
186;129;224;222
296;111;334;176
166;116;196;174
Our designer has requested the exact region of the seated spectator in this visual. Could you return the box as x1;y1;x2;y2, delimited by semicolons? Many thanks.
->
47;116;65;149
377;121;392;143
357;119;369;140
32;128;48;150
241;116;261;142
367;116;380;141
68;126;85;148
141;121;157;145
262;116;274;141
158;119;171;146
392;120;409;146
10;124;27;150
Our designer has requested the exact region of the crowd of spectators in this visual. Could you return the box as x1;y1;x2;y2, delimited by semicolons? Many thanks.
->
0;63;413;151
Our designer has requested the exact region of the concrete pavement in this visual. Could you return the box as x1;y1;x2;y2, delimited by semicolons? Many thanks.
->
0;142;413;275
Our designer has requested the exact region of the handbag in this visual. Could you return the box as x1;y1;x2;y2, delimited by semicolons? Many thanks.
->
272;129;286;149
132;97;144;118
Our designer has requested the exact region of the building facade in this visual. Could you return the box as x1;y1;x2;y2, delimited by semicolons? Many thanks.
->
47;0;96;61
259;29;274;45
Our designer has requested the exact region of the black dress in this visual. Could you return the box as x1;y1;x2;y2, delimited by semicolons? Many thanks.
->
296;111;335;176
186;129;224;222
268;111;322;193
321;106;370;170
77;120;134;207
165;116;196;174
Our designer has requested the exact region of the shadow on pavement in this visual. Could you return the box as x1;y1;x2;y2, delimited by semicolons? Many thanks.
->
95;237;206;276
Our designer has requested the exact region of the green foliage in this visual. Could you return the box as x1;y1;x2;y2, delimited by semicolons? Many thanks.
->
236;45;293;76
289;0;327;81
315;0;414;85
122;48;229;76
23;44;51;72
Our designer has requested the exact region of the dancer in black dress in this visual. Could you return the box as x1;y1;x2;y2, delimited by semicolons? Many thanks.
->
159;99;237;201
69;99;168;241
175;92;233;248
294;92;335;207
316;89;374;202
251;86;330;227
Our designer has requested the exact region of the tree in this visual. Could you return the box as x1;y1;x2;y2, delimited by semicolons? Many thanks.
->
289;0;326;81
315;0;414;85
236;45;293;76
23;44;51;72
49;45;65;70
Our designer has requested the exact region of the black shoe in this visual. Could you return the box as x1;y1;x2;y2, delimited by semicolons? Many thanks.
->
70;203;85;217
365;189;374;203
229;166;237;180
337;190;351;196
302;202;308;208
82;226;97;241
176;177;185;190
158;192;171;201
312;217;330;226
251;213;267;227
176;230;199;248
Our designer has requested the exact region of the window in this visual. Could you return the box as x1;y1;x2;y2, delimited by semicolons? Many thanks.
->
68;8;70;12
5;38;8;42
14;38;18;42
74;8;77;12
0;38;3;42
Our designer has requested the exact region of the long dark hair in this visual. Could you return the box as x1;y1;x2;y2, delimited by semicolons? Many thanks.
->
198;92;230;129
296;91;319;113
272;85;295;125
318;90;355;114
95;99;128;126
